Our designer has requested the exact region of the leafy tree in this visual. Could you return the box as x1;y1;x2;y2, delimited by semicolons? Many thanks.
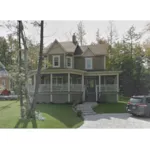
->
107;21;118;55
96;29;107;44
124;25;141;59
76;21;86;46
0;37;9;67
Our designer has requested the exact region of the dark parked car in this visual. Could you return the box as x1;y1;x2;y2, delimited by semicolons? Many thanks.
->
126;95;150;117
0;91;18;100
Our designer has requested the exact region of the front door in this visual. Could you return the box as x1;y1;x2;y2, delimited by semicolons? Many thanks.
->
87;78;96;93
85;77;96;101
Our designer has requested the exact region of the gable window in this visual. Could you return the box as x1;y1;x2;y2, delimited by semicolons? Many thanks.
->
85;58;93;69
52;55;60;68
66;57;72;68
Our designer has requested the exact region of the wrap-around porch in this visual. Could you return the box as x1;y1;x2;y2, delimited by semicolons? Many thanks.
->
28;70;120;103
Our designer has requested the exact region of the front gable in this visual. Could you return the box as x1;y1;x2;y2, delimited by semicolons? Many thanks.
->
82;48;95;57
47;40;65;55
74;45;83;55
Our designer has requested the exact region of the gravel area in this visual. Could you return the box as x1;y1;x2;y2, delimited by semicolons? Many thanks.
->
79;113;150;128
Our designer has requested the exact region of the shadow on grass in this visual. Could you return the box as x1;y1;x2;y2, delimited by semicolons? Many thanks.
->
0;101;18;112
14;119;37;128
36;104;83;128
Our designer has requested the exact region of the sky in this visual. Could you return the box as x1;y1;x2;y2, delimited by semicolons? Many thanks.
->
0;20;150;46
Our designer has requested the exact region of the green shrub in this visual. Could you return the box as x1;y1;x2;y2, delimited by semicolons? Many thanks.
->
77;110;82;117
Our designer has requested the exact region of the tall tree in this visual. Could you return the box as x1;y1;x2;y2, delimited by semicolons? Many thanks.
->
28;21;44;118
0;37;9;67
18;20;24;119
19;21;31;113
124;25;141;59
95;29;107;44
76;21;86;46
107;21;118;56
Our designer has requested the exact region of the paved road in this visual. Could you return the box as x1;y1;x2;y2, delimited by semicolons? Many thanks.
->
80;113;150;128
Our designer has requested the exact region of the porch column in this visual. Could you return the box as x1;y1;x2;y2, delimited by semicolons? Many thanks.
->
34;74;36;86
96;75;101;102
116;74;119;102
68;73;70;102
99;75;101;92
82;74;85;101
50;73;53;102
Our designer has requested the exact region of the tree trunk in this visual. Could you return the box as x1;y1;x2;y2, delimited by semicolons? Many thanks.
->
18;21;24;119
28;21;44;119
20;21;30;112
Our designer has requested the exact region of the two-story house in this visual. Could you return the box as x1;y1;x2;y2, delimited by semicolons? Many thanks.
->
28;34;121;104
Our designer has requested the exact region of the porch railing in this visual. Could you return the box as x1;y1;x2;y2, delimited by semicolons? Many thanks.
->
95;84;118;101
96;84;118;92
28;84;83;93
71;84;82;91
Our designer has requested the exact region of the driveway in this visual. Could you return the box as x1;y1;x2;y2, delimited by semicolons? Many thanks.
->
80;113;150;128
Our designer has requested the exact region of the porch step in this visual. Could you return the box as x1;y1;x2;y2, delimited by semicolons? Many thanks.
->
76;102;98;116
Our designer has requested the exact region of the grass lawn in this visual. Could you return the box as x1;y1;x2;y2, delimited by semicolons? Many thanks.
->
93;96;129;114
0;100;83;128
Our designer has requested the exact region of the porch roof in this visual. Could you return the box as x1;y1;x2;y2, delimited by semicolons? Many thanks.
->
28;69;122;77
28;68;86;76
85;70;122;76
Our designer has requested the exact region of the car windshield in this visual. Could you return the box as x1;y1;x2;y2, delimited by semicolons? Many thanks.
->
130;97;144;103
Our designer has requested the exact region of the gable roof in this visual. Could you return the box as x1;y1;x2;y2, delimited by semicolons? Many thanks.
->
82;47;95;56
44;40;77;55
80;44;108;55
44;39;108;56
60;41;77;53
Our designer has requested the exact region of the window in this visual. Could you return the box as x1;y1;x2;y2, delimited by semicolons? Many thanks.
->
85;58;93;69
76;78;81;84
130;97;144;103
2;79;6;86
53;77;63;85
44;77;49;84
52;55;60;68
66;57;72;68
